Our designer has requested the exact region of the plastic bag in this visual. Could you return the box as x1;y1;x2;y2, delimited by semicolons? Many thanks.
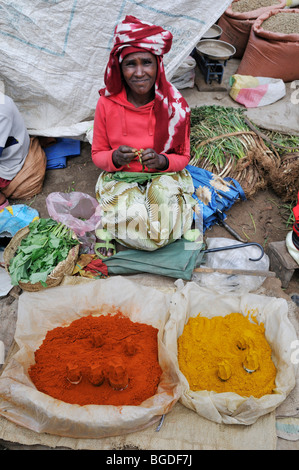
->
46;192;101;253
229;74;286;108
164;280;297;425
192;237;270;294
286;191;299;264
0;277;181;438
171;56;196;89
0;204;39;238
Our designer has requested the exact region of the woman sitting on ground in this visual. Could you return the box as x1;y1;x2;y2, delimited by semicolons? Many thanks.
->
0;92;46;209
91;16;196;258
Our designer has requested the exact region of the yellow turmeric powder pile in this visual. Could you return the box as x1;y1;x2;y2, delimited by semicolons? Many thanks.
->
177;312;277;398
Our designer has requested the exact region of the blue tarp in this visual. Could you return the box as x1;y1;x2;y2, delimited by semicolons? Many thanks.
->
0;204;39;238
44;138;81;169
186;165;246;232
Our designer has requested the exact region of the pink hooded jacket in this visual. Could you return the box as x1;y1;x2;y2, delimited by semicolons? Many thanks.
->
91;87;190;173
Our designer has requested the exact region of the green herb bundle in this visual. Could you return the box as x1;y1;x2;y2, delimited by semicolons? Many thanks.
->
9;218;79;287
189;105;299;200
189;105;255;173
190;105;299;172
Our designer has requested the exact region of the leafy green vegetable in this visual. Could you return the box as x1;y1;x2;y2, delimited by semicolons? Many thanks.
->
9;218;79;287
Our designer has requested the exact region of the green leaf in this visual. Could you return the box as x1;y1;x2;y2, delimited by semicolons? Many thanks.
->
48;235;61;249
8;217;79;287
29;270;51;284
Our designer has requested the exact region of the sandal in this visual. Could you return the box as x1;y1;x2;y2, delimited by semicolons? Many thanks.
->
95;228;116;259
0;199;9;211
183;228;202;243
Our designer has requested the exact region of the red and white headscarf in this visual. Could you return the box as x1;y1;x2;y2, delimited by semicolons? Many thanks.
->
100;15;190;154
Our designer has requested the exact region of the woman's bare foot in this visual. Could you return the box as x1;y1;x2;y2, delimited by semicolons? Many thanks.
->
95;228;116;259
96;239;115;258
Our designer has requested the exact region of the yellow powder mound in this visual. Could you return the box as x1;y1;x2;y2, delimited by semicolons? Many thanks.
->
177;312;277;398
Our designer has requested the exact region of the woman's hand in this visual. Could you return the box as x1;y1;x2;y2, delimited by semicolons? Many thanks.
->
140;149;168;170
112;146;137;168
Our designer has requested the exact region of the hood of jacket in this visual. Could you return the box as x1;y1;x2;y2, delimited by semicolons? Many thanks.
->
106;87;155;138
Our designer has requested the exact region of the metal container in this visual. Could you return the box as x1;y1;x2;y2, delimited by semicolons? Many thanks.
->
202;24;223;40
196;39;236;61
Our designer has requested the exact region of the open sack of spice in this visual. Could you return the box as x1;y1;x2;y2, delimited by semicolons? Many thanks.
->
163;281;298;425
0;276;181;439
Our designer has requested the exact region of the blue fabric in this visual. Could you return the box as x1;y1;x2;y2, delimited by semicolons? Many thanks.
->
5;136;19;148
186;165;246;232
0;204;39;237
45;138;81;169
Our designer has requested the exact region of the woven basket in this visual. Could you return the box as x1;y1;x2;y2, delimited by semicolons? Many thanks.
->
4;226;80;292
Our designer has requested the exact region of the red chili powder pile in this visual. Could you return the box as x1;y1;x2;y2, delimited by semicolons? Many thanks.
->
28;313;162;406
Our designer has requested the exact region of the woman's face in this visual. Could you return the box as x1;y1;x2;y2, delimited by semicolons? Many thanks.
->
121;51;157;97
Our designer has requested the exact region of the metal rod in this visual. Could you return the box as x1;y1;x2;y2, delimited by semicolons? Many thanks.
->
155;414;165;432
203;242;264;262
219;219;247;243
194;267;275;277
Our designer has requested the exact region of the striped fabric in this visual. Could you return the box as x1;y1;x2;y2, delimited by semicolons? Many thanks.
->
100;15;190;155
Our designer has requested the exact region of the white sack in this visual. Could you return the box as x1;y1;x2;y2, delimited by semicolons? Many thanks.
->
0;0;231;140
163;281;298;425
171;56;196;89
0;277;181;438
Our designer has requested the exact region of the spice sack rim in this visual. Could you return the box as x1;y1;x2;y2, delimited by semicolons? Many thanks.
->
223;0;287;20
163;281;298;425
0;276;181;439
253;8;299;42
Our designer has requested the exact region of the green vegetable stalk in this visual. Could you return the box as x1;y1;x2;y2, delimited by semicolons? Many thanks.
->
9;218;79;287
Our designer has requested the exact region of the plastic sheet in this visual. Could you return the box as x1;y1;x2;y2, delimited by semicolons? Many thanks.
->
192;237;270;294
0;0;231;139
0;204;39;238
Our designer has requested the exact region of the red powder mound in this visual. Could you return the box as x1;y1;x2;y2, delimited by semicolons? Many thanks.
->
29;313;162;406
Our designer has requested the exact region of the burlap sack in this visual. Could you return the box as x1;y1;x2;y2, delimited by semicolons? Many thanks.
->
237;9;299;82
218;0;286;58
2;137;46;200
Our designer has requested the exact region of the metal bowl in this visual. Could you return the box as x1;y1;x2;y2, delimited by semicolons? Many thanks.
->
202;24;223;40
196;39;236;61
